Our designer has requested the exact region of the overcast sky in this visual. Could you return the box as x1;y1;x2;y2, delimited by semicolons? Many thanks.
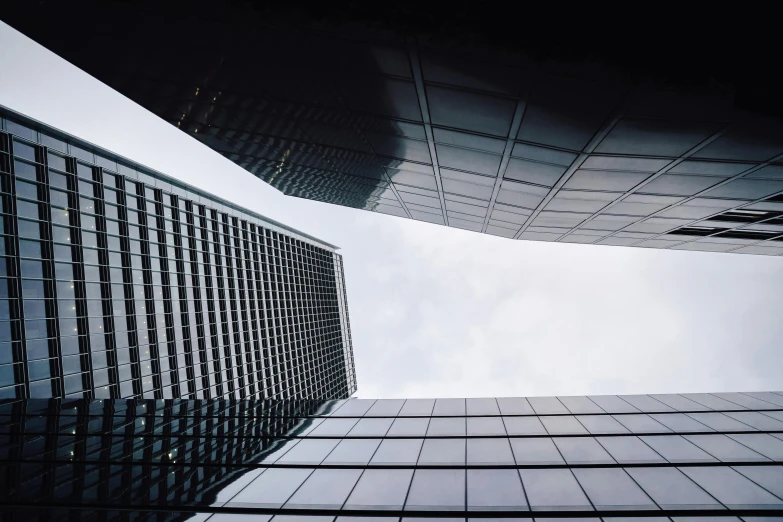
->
1;22;781;398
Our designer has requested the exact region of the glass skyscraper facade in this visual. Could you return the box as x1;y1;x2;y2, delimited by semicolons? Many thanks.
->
4;2;783;255
0;106;356;401
1;6;782;520
1;392;782;520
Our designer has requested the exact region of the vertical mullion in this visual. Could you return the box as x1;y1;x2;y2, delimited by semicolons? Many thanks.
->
4;135;30;398
212;211;228;397
259;227;271;399
38;145;64;398
137;182;160;398
115;174;141;398
221;215;236;398
202;207;218;398
68;158;93;398
171;196;191;399
157;192;177;399
91;165;116;398
241;222;255;397
191;203;208;399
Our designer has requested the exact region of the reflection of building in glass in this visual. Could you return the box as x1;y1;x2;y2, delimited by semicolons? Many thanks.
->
0;107;355;401
5;3;783;254
1;393;782;520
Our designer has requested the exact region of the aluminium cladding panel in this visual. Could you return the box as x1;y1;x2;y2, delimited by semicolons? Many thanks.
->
0;107;355;401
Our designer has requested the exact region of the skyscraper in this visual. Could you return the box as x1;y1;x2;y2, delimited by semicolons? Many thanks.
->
3;2;783;255
0;106;356;401
1;392;782;520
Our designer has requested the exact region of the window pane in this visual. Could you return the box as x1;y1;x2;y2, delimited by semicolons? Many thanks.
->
427;417;466;436
687;412;757;432
313;400;348;416
509;438;564;465
724;412;783;431
405;469;465;511
370;439;423;465
211;468;265;506
528;396;569;415
331;399;376;417
732;466;783;498
230;468;313;508
344;469;413;510
625;468;723;511
277;439;340;464
466;398;500;416
467;469;528;511
727;434;783;460
293;417;325;436
553;437;615;464
577;415;630;434
467;438;515;465
503;416;547;436
650;394;713;412
347;417;393;437
322;439;381;465
605;518;669;522
640;435;717;463
573;468;656;510
433;398;466;416
497;397;534;415
212;514;272;522
387;417;429;436
613;414;671;433
540;416;588;435
559;396;604;414
597;436;666;464
341;518;398;522
588;395;639;413
284;468;362;509
713;392;779;410
307;418;358;436
649;413;712;433
684;434;769;462
467;416;506;435
398;399;434;416
743;392;783;408
365;399;405;417
679;466;783;509
519;469;592;511
682;393;746;411
619;394;675;413
418;438;465;465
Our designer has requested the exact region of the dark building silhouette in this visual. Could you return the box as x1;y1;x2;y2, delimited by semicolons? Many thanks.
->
1;392;782;521
3;2;783;255
0;106;356;401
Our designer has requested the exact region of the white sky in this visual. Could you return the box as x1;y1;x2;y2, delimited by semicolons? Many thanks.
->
1;22;782;398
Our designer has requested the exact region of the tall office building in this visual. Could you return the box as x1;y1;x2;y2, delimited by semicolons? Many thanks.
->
3;3;783;255
0;106;356;401
1;392;782;520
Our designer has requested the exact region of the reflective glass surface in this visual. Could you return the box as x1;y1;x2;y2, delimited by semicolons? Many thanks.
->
7;12;783;255
0;393;781;520
0;109;356;401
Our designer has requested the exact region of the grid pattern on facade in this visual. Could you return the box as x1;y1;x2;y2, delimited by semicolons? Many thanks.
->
5;6;783;255
0;108;356;401
0;393;782;521
334;254;356;395
0;398;332;520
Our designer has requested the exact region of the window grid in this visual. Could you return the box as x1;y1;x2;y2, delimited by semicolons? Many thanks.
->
1;396;781;519
0;113;355;401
